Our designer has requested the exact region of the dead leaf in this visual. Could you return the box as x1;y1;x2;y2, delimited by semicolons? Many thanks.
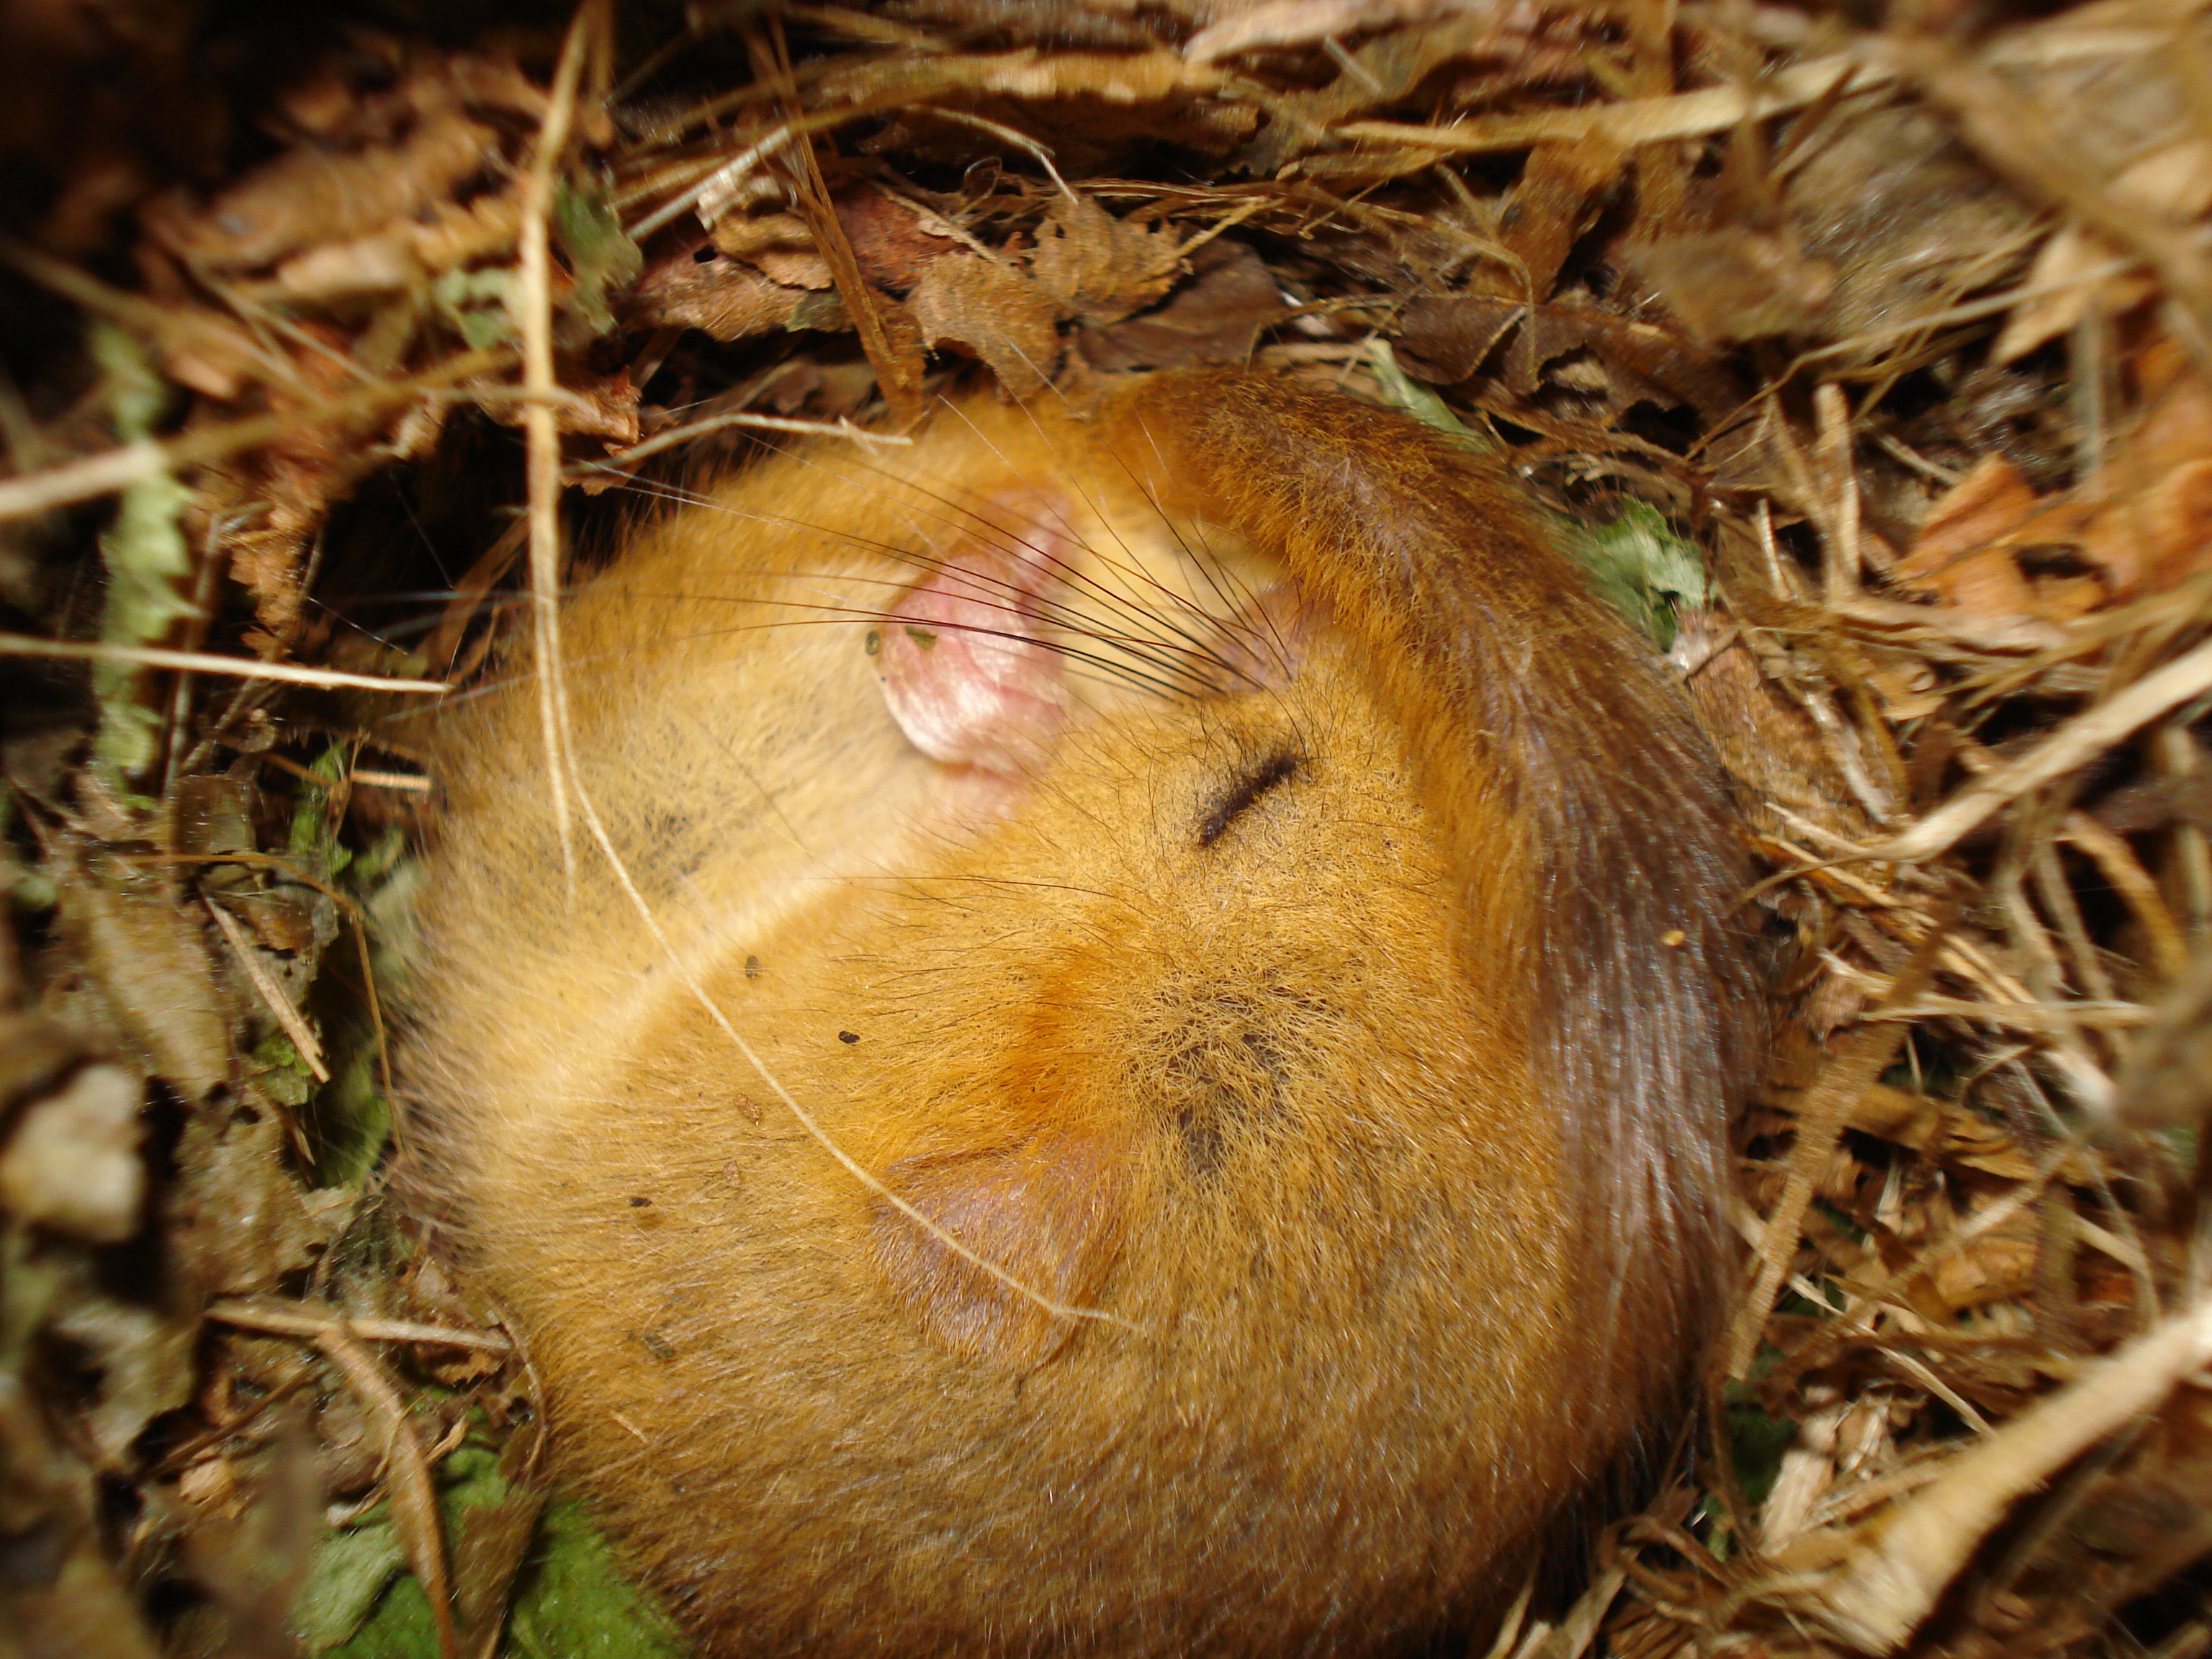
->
1184;0;1518;65
752;245;836;290
166;1093;336;1298
1626;230;1838;343
58;848;231;1101
44;1289;196;1465
1930;1213;2041;1311
708;207;813;255
819;46;1215;108
264;190;526;302
1391;293;1522;383
2074;361;2212;594
148;109;500;272
1081;239;1287;370
906;251;1061;396
0;1061;145;1242
1498;132;1629;301
1395;293;1742;421
1028;193;1180;327
835;191;964;291
562;372;644;446
1996;138;2212;364
1231;11;1573;172
633;246;824;340
1895;455;2048;618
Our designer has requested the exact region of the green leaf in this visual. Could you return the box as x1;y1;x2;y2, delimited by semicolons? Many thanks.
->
1721;1376;1797;1512
505;1499;688;1659
1364;339;1493;452
554;184;644;339
288;747;354;878
309;1048;392;1189
436;268;518;351
89;324;193;795
303;1443;685;1659
1555;499;1708;650
251;1030;317;1110
297;1516;408;1652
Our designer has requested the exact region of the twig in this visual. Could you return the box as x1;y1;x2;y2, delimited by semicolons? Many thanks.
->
0;634;448;693
313;1323;460;1659
0;349;505;523
204;898;330;1082
207;1298;512;1354
1877;635;2212;862
564;408;912;480
1336;52;1878;154
1726;906;1959;1380
516;0;605;891
2062;811;2191;981
1810;1292;2212;1653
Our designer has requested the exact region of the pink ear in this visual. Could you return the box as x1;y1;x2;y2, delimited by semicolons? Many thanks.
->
876;505;1076;775
870;1129;1128;1369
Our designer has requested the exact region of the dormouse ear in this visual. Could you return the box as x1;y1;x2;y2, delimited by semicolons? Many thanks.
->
876;495;1079;776
870;1128;1129;1371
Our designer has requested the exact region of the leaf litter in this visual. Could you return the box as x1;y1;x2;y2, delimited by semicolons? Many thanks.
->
1;2;2209;1655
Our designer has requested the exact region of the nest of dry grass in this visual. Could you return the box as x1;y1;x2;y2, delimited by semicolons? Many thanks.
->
1;2;2209;1656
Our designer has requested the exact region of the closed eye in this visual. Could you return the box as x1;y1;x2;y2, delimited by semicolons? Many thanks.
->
1196;745;1303;848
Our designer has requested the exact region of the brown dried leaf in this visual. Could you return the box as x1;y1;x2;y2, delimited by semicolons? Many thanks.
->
1894;456;2048;619
57;849;231;1101
836;192;963;291
752;245;836;291
819;47;1213;108
562;372;643;446
1395;294;1741;421
184;318;409;633
1899;356;2212;610
166;1094;337;1298
1184;0;1525;64
1498;132;1629;301
1626;230;1838;343
1028;193;1179;327
1258;10;1557;153
148;109;500;272
1930;1213;2040;1311
1996;138;2212;364
1390;294;1521;383
45;1290;196;1465
632;246;820;340
907;251;1062;397
264;190;525;301
265;235;423;302
707;210;813;260
1850;1081;1946;1148
0;1060;145;1242
406;189;524;274
2074;357;2212;594
1081;240;1287;371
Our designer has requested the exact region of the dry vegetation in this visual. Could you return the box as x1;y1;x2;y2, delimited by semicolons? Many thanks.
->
1;1;2208;1655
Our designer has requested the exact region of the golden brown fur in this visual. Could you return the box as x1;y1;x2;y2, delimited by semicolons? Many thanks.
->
403;369;1761;1655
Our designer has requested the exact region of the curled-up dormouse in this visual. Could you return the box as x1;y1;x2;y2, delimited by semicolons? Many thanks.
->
404;369;1762;1655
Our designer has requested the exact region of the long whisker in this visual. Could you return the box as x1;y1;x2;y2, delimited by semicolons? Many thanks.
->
588;454;1249;700
935;397;1263;685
